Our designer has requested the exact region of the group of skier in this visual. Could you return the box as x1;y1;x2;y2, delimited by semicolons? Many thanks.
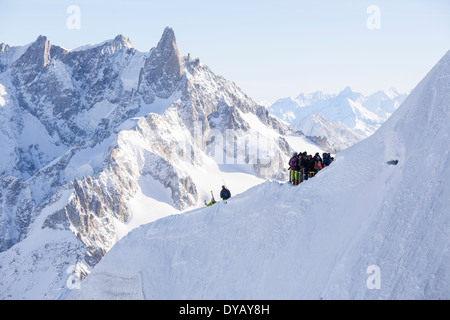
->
204;151;333;206
288;151;334;185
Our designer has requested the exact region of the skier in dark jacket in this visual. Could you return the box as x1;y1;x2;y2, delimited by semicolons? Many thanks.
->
314;152;322;164
220;186;231;200
307;155;315;176
322;153;331;167
299;152;308;181
312;153;321;172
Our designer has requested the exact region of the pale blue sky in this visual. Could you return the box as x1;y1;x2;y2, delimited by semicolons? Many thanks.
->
1;0;449;103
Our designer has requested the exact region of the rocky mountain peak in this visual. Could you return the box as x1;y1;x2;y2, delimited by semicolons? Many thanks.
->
0;43;10;53
152;27;183;77
113;34;134;48
138;27;185;101
338;86;357;98
159;27;176;46
18;35;52;70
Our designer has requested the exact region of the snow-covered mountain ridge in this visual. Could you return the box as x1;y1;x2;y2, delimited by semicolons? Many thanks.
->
269;87;408;139
69;50;449;300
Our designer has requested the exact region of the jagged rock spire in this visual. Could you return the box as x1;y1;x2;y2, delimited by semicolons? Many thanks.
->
9;35;55;85
138;27;184;102
21;35;52;70
153;27;183;79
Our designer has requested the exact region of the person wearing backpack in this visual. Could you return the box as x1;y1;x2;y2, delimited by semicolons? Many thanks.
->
307;154;315;178
288;152;298;184
322;153;333;167
220;186;231;201
313;153;323;173
288;152;300;185
299;152;308;181
322;153;330;167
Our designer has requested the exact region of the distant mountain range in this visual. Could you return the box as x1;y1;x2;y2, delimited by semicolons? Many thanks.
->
267;87;408;151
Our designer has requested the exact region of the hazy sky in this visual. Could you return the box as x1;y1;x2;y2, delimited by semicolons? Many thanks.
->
1;0;449;103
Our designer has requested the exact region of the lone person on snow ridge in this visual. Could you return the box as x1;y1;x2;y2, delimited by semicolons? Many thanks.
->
220;185;231;201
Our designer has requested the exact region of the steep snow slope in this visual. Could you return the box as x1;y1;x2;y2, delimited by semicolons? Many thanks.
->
68;50;449;300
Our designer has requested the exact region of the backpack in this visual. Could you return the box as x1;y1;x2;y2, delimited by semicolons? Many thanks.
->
222;189;231;200
289;157;297;170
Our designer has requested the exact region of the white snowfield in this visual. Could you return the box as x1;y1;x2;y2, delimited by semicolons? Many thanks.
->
68;51;450;300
